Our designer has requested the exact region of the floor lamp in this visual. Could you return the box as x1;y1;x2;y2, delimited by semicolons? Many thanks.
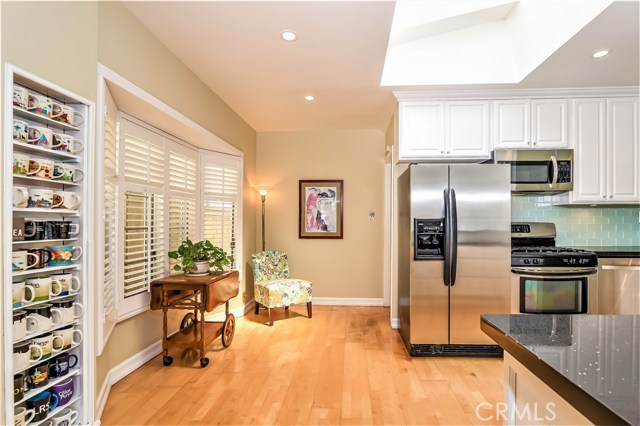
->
254;185;271;252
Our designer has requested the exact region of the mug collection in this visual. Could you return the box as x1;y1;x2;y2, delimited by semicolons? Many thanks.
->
12;82;85;424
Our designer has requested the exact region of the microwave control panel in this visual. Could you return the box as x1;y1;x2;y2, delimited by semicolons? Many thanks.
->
557;161;571;183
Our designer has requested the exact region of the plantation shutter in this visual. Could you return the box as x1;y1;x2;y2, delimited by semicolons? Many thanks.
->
121;119;166;301
201;152;241;269
97;85;119;354
168;147;198;271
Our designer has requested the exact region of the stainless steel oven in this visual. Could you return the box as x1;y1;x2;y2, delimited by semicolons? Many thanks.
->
493;149;573;195
511;223;598;314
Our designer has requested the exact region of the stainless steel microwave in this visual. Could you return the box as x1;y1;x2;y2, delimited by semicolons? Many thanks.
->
492;149;573;195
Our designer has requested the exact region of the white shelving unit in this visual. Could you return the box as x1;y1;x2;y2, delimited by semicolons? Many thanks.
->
3;65;93;425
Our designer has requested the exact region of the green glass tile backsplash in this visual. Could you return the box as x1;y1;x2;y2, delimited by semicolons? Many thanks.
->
511;197;640;246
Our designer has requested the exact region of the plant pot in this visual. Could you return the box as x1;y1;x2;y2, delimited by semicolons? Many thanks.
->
187;260;210;276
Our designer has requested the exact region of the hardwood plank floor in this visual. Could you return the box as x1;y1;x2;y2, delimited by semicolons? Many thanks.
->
100;306;504;425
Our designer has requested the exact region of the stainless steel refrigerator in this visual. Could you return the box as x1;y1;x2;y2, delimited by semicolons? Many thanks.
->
398;164;511;357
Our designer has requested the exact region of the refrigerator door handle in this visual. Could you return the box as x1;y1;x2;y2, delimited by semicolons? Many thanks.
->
450;188;458;286
443;188;452;286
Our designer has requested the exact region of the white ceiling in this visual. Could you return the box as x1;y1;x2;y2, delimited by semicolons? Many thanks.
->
123;0;639;133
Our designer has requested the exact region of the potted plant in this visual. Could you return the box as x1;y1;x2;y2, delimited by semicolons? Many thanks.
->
168;238;233;275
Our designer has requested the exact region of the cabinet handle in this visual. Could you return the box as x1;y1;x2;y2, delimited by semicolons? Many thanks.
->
441;150;444;154
533;141;537;145
447;150;450;154
602;196;607;199
602;265;640;271
609;195;613;199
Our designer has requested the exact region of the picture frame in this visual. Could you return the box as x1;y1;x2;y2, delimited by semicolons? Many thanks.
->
299;180;343;239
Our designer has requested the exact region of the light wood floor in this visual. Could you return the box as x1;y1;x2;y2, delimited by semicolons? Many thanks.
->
100;306;504;425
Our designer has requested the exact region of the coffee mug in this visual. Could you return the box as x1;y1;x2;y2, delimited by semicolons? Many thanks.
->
56;222;79;239
30;333;64;360
54;163;84;183
25;277;63;302
13;186;29;208
52;191;80;210
29;361;50;389
13;85;30;108
27;93;53;118
47;245;82;266
25;304;63;333
52;134;84;154
14;406;36;426
52;103;84;127
28;126;60;150
14;341;43;370
49;353;78;379
51;299;83;323
14;372;33;402
13;119;39;143
13;310;35;341
13;281;36;308
50;274;81;296
26;390;59;422
14;153;38;176
28;188;62;209
32;158;63;180
50;407;79;426
52;326;83;350
27;248;52;269
12;250;39;271
24;221;46;241
50;378;73;408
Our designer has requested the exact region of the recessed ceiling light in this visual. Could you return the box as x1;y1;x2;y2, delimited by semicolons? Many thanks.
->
592;50;610;58
304;95;315;101
281;31;296;42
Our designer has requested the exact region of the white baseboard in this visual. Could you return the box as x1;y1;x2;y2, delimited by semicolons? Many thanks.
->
96;300;254;421
391;317;400;329
313;297;384;306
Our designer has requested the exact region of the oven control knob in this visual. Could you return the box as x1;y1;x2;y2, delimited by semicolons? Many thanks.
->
533;259;539;264
523;259;530;264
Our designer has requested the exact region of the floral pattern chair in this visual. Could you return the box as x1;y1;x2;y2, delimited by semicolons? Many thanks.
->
252;251;312;325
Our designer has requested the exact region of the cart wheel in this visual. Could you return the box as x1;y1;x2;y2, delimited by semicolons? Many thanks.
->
222;313;235;348
180;313;197;330
163;356;173;366
200;357;209;368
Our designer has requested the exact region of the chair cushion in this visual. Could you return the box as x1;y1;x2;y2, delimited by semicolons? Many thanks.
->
255;278;312;308
252;251;290;282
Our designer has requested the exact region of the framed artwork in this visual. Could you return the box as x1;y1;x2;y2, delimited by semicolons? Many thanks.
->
299;180;343;239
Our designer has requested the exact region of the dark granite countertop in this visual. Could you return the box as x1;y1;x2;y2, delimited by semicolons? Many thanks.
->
481;314;640;425
572;246;640;258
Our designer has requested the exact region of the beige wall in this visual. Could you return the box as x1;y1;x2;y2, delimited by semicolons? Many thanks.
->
95;1;257;401
1;2;99;422
256;130;385;299
2;1;257;420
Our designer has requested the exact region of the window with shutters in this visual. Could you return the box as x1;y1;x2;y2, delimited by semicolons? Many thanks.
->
111;115;242;321
201;152;241;269
168;147;198;271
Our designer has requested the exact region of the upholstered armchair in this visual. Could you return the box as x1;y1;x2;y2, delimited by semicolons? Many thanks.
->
252;251;312;325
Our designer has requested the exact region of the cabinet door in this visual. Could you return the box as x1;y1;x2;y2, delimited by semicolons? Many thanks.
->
398;101;443;159
572;99;606;202
607;98;639;202
532;99;569;148
493;100;530;148
445;101;490;158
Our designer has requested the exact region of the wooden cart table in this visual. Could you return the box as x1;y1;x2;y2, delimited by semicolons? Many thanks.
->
150;271;239;368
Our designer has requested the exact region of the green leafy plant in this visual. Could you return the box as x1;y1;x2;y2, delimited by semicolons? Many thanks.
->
167;238;233;273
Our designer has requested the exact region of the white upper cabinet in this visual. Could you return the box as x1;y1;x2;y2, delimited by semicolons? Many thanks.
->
493;99;569;149
607;97;639;202
572;99;606;202
564;97;638;205
398;100;489;160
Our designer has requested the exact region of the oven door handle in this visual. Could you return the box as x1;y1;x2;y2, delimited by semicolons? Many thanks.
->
549;155;558;189
511;267;598;276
